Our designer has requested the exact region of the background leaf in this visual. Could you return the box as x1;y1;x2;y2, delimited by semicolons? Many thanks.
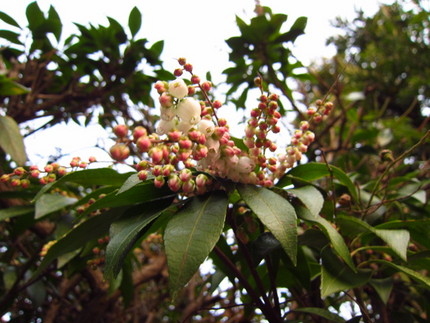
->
128;6;141;37
35;193;77;219
0;115;27;165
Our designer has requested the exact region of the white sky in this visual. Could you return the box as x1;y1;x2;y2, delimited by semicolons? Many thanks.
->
1;0;393;166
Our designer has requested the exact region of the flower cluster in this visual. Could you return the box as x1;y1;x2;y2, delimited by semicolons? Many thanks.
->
0;157;97;187
108;58;333;194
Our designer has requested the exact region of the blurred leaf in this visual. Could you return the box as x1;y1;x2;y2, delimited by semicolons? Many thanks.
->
337;215;410;261
0;11;21;28
294;307;346;323
297;206;355;270
128;6;141;37
0;30;22;45
238;184;297;265
0;75;29;95
279;162;358;201
48;5;62;41
117;173;150;194
371;260;430;289
35;193;78;219
370;278;393;304
0;115;27;165
288;185;324;217
321;247;371;297
105;199;173;280
34;206;126;277
0;206;34;221
164;191;228;298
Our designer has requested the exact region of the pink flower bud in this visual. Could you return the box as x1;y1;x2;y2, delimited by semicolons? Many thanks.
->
114;124;129;138
154;81;166;94
182;179;196;193
138;170;148;180
201;81;212;92
150;147;163;164
152;165;163;176
136;136;152;152
154;175;165;188
168;174;182;192
110;144;130;162
179;169;192;182
213;100;222;109
159;92;173;108
196;173;209;187
191;75;200;84
133;126;148;141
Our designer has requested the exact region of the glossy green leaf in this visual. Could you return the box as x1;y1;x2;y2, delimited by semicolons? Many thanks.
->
0;11;21;28
105;200;172;280
0;206;34;221
288;185;324;217
164;191;228;297
321;247;371;297
0;116;27;165
371;260;430;289
128;6;141;37
34;207;126;277
337;215;410;261
33;168;133;201
81;181;174;217
117;173;152;194
35;193;78;219
279;162;358;201
294;307;346;323
297;206;355;270
238;184;297;265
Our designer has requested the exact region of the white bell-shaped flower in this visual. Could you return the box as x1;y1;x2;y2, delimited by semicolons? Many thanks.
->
177;97;201;125
168;79;188;99
156;117;178;135
198;119;215;137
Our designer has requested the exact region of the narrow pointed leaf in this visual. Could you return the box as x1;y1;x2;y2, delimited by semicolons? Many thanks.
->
117;173;153;194
238;184;297;265
0;11;21;28
371;260;430;289
297;206;355;270
321;247;371;297
294;307;346;323
35;193;78;219
105;199;173;280
164;191;228;297
288;185;324;217
0;116;27;165
128;6;142;37
0;206;34;221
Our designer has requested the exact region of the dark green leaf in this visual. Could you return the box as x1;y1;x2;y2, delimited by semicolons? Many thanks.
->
164;191;228;297
35;193;78;219
297;206;355;270
128;6;141;37
0;30;22;45
48;5;62;41
321;247;371;297
279;162;358;201
34;207;126;277
105;199;172;280
0;76;29;95
0;115;27;165
238;184;297;265
0;206;34;221
26;2;45;29
117;173;152;195
370;260;430;289
0;11;21;28
370;278;393;304
288;185;324;217
294;307;346;323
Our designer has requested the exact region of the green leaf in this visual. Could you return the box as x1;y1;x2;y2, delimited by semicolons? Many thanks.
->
288;185;324;217
0;30;22;45
128;6;141;37
321;247;371;297
48;5;62;41
0;206;34;221
337;215;410;261
164;191;228;297
0;11;21;28
0;116;27;165
34;206;126;277
297;206;355;270
370;260;430;289
294;307;346;323
279;162;358;201
105;199;173;280
238;184;297;265
33;169;133;201
117;173;151;195
0;75;29;95
35;193;78;219
370;278;393;304
26;2;45;29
